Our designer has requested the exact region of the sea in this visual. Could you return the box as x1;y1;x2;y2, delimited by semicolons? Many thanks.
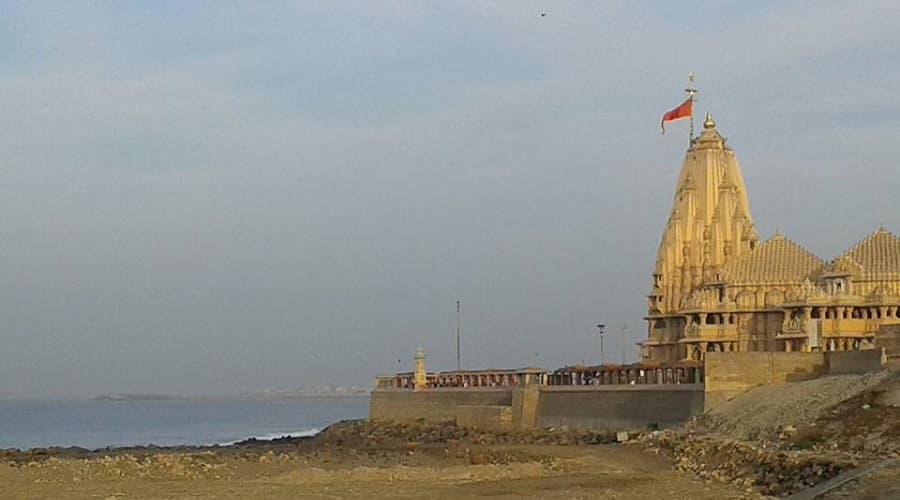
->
0;397;369;450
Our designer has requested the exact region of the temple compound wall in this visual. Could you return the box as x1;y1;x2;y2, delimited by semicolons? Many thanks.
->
370;350;884;431
877;324;900;368
535;384;704;430
369;367;706;431
368;389;512;425
368;384;704;432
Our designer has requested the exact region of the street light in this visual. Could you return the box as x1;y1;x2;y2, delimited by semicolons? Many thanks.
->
597;324;606;364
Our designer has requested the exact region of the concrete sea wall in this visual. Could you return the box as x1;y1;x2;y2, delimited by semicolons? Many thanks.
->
370;384;704;431
369;388;512;424
535;384;704;430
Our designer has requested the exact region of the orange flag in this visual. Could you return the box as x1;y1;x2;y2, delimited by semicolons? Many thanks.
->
660;98;692;134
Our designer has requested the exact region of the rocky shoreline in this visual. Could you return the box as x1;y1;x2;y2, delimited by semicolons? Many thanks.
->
0;420;758;500
0;419;617;463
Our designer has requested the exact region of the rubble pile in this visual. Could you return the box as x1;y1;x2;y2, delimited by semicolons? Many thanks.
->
648;370;900;497
648;430;855;497
317;420;617;448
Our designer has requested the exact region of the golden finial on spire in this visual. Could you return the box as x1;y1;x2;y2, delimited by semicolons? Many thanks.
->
703;112;716;130
685;73;697;98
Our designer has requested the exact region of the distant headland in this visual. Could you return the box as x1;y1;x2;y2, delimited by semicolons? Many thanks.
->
93;385;370;401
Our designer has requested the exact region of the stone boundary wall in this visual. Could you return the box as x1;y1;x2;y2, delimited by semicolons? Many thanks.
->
455;405;513;429
826;349;885;375
535;384;705;431
368;388;511;423
704;350;884;410
877;324;900;365
369;384;705;431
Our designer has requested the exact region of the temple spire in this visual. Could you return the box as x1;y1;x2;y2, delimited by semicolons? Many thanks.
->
649;115;756;314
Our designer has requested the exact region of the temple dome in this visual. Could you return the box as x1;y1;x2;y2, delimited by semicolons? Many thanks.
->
722;232;824;284
833;227;900;278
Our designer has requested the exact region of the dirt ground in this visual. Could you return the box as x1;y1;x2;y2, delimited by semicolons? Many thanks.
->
822;461;900;500
0;443;760;500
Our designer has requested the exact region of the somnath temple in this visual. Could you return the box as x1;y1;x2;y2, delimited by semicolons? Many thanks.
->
642;113;900;362
370;99;896;434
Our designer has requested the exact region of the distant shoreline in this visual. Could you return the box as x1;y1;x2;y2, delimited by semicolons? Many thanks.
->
91;393;371;402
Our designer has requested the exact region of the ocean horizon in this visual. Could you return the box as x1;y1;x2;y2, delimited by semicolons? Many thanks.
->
0;397;369;450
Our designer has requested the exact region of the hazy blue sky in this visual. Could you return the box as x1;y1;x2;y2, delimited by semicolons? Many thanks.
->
1;2;898;397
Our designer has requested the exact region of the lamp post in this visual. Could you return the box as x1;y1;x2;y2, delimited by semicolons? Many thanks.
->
621;323;628;364
597;324;606;364
456;300;461;371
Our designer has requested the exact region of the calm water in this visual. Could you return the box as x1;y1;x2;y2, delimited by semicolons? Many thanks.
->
0;397;369;450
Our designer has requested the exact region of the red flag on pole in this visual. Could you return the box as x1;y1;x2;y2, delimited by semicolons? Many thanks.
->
660;98;692;134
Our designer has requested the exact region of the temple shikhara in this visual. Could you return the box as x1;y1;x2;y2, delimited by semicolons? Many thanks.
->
642;113;900;362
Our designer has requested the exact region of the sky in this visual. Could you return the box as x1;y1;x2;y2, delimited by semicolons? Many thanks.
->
1;1;899;398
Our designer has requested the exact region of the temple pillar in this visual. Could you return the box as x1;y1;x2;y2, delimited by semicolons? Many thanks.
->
414;349;427;391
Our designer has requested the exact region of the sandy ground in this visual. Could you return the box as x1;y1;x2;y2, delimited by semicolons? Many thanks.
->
0;442;761;500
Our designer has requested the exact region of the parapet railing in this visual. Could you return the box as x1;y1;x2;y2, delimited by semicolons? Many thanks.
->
374;368;546;390
546;363;704;386
374;362;704;390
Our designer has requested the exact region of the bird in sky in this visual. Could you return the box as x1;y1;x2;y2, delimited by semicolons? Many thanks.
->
540;12;547;18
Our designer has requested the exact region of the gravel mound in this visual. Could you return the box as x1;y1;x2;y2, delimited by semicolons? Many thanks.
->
646;369;900;497
701;371;894;442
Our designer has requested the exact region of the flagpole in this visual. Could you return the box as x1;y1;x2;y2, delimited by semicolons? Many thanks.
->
685;72;697;144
